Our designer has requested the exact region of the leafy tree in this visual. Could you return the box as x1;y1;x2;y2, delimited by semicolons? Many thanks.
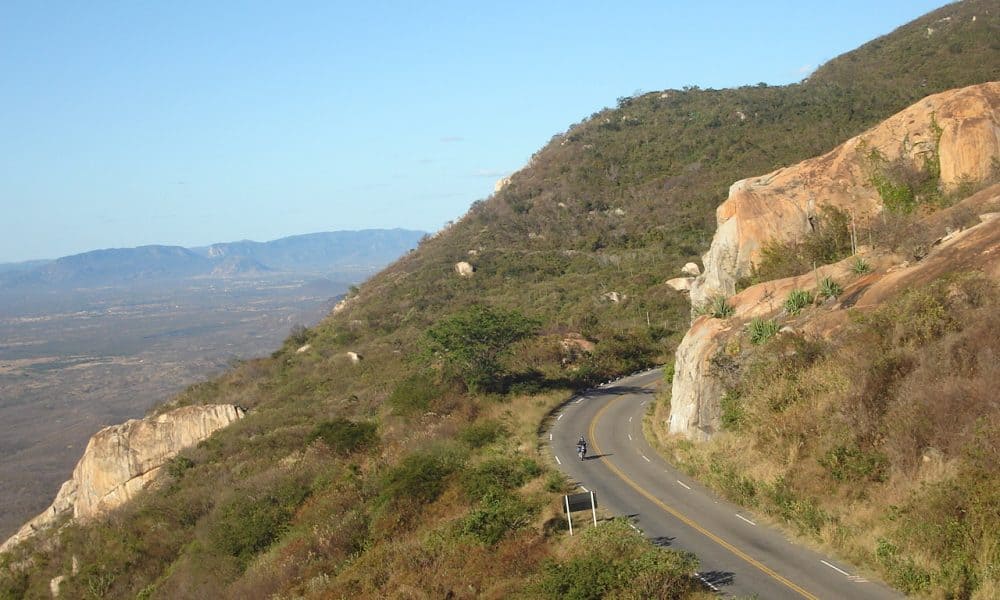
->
425;305;540;392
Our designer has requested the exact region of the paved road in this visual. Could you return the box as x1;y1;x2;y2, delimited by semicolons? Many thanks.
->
548;368;902;599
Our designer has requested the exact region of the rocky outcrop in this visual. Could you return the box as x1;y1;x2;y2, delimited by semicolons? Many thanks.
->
666;277;693;292
670;83;1000;441
454;261;475;277
667;263;703;293
690;83;1000;307
667;316;728;440
1;404;244;554
669;184;1000;439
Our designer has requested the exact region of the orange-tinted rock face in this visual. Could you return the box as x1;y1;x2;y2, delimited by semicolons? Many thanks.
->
691;83;1000;308
672;83;1000;442
670;201;1000;440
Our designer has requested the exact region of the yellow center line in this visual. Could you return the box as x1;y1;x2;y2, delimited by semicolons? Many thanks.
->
588;391;820;600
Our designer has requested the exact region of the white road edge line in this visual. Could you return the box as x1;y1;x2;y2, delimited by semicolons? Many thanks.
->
628;416;633;423
557;414;563;420
736;514;757;526
676;480;691;490
555;456;562;465
628;433;633;441
580;485;589;492
821;560;852;577
549;433;553;441
641;455;651;462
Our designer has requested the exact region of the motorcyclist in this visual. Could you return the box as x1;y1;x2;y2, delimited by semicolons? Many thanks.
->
576;436;587;458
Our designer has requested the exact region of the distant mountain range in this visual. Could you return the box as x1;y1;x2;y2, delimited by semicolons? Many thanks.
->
0;229;425;288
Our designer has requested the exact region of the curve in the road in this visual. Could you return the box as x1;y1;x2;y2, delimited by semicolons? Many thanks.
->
548;368;902;600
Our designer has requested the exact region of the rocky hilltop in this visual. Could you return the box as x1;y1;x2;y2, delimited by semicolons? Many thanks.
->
690;82;1000;308
670;82;1000;440
1;405;244;553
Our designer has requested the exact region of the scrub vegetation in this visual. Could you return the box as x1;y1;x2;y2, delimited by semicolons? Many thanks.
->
661;274;1000;598
2;2;998;597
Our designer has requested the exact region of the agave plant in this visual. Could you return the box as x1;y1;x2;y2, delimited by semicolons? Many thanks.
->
696;294;735;319
818;276;843;299
784;289;814;315
747;318;780;345
850;256;872;275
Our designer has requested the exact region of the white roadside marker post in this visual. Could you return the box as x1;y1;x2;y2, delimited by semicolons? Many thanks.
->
565;495;573;535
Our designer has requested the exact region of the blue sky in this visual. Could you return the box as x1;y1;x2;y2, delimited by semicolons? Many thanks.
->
0;0;948;263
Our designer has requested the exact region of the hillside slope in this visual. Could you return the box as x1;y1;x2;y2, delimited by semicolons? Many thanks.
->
2;2;998;598
651;179;1000;596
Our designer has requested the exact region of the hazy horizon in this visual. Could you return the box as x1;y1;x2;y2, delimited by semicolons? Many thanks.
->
1;0;948;263
0;227;428;266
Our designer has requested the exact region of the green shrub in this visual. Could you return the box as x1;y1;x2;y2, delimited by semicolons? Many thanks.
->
850;256;872;274
871;168;917;213
784;289;814;315
720;391;746;431
377;445;465;509
387;371;441;415
308;418;378;455
586;331;658;379
460;491;535;545
818;276;843;299
764;478;829;537
819;445;888;482
166;455;195;479
544;471;570;493
876;538;932;593
663;361;675;385
535;519;698;599
207;478;310;568
890;466;997;597
0;557;28;600
696;295;735;318
709;458;758;506
867;139;943;214
747;318;780;345
457;420;508;448
461;457;540;500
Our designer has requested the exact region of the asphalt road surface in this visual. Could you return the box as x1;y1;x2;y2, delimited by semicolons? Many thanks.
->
548;368;903;599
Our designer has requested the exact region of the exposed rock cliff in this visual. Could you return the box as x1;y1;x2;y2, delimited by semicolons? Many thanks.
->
1;404;243;553
669;185;1000;439
671;82;1000;440
690;82;1000;308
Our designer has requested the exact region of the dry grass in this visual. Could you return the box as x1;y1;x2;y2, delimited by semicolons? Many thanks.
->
647;274;1000;597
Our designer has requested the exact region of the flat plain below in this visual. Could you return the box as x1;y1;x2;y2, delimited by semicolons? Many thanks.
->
0;276;344;538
